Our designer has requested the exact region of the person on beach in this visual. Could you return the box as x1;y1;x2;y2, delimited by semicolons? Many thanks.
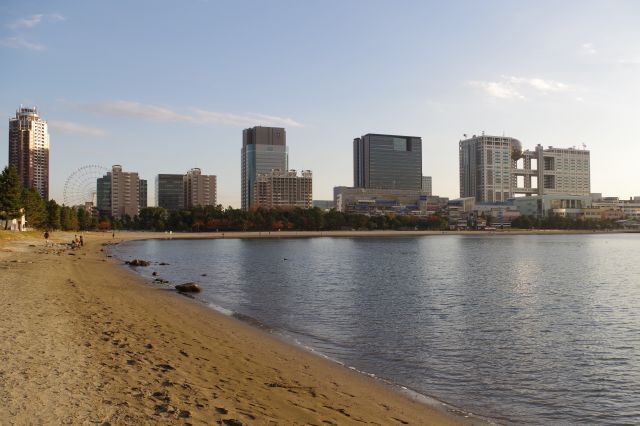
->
79;235;84;247
44;231;49;246
112;232;115;238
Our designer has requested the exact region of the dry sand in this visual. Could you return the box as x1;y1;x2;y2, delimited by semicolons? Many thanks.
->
0;230;490;425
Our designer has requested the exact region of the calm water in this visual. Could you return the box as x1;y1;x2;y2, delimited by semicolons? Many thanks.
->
112;234;640;424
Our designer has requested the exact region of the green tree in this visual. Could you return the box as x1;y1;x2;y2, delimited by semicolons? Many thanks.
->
46;199;61;230
22;187;47;229
0;166;23;229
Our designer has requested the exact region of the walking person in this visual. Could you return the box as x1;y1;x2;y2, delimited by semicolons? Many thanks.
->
79;235;84;247
44;231;49;246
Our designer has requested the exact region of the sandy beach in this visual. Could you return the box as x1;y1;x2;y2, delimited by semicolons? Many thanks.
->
0;230;482;425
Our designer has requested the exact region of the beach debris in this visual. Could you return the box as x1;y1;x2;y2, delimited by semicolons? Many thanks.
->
222;419;243;426
125;259;150;267
156;363;175;371
175;282;201;293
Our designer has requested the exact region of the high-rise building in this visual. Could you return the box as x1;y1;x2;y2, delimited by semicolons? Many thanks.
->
459;134;590;202
422;176;432;196
459;135;517;202
139;179;148;209
8;107;50;199
353;133;422;191
253;169;312;209
96;175;112;216
96;165;146;218
241;126;288;210
156;174;185;212
184;168;217;208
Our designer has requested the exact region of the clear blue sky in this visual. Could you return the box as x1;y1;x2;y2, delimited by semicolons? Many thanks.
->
2;0;640;207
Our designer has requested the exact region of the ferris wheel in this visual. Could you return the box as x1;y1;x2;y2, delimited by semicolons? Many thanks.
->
63;165;109;207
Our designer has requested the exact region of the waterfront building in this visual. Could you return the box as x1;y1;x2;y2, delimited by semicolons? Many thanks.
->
353;133;422;191
333;186;437;215
8;107;50;199
459;134;591;202
184;168;217;208
253;169;312;209
422;176;432;196
156;174;185;211
513;194;592;218
96;165;146;218
241;126;288;211
459;135;518;203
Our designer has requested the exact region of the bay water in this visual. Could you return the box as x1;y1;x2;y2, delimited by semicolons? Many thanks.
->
112;234;640;424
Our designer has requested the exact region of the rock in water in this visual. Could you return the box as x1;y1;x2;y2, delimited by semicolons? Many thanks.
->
175;282;201;293
126;259;151;267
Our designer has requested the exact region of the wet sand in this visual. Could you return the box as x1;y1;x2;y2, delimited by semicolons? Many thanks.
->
0;231;481;425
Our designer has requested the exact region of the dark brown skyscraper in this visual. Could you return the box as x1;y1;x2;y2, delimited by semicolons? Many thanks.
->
8;107;50;199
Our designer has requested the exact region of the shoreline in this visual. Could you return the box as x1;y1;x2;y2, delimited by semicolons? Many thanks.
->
105;228;636;242
0;231;486;425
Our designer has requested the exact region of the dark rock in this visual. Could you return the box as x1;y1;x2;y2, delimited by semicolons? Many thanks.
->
179;410;191;418
215;407;228;414
222;420;243;426
175;282;201;293
201;273;207;276
152;271;158;276
126;259;150;267
159;262;170;266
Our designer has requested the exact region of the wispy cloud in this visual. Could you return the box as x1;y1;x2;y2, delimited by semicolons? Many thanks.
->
84;101;303;128
85;100;193;122
581;42;597;56
49;121;106;138
7;14;43;29
192;109;303;128
6;13;66;29
469;75;571;100
468;81;524;100
0;36;45;50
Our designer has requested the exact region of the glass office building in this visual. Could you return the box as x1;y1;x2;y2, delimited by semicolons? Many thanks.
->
241;126;288;210
156;174;185;212
353;133;422;191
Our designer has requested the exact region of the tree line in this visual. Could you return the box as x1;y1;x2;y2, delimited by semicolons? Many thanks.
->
1;166;96;231
2;165;620;232
99;205;449;232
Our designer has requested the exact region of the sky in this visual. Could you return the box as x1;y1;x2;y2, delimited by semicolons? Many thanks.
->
1;0;640;207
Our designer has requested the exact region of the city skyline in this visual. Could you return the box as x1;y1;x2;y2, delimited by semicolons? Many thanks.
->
2;1;640;207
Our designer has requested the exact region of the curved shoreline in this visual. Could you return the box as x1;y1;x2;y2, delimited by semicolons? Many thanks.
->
109;236;496;425
1;230;489;425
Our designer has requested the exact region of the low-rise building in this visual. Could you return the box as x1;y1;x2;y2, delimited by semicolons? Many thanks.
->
513;194;592;218
334;187;436;215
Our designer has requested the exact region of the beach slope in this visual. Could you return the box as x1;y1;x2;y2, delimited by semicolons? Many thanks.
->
0;232;471;425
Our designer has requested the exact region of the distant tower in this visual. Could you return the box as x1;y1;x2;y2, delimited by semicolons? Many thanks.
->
241;126;288;210
96;165;146;218
184;168;217;208
8;107;50;199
